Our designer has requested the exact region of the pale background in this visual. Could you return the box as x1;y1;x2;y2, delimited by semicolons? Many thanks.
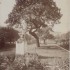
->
0;0;70;34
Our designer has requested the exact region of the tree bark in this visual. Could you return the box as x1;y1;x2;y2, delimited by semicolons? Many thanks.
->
44;39;46;44
29;30;40;47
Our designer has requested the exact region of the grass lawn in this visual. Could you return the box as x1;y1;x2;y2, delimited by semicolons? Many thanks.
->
0;43;69;70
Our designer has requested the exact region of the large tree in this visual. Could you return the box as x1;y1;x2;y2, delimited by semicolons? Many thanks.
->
6;0;62;47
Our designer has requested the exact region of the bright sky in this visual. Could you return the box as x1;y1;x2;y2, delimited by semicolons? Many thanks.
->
0;0;16;26
0;0;70;34
53;0;70;34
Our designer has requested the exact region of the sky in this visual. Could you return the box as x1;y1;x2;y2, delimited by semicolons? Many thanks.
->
53;0;70;34
0;0;70;34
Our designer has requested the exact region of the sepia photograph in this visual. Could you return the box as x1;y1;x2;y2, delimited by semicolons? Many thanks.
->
0;0;69;70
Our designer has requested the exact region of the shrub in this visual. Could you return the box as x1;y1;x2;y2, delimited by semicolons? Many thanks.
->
0;53;69;70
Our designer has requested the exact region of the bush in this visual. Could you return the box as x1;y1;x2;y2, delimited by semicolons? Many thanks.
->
0;53;69;70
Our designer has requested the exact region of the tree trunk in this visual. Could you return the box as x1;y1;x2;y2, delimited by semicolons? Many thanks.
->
36;38;40;47
44;39;46;44
29;30;40;47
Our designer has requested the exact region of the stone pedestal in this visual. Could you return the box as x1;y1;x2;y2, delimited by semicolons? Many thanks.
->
16;36;27;55
16;41;25;55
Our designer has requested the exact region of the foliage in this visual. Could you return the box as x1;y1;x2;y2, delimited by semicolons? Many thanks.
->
0;53;69;70
6;0;62;47
38;27;54;39
6;0;61;25
25;34;32;41
0;27;19;43
59;32;69;50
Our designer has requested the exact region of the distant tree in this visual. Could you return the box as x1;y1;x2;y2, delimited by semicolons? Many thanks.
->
43;33;54;44
61;32;69;50
0;27;7;47
25;34;32;43
0;27;19;45
37;27;54;44
5;27;20;43
25;34;31;41
65;32;69;41
6;0;62;47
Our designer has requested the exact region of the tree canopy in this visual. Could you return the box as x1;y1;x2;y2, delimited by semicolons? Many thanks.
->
6;0;62;47
0;27;19;43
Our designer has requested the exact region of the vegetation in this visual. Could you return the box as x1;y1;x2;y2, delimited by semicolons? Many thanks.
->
37;27;54;44
0;53;69;70
6;0;62;47
60;32;69;50
0;27;19;48
55;32;69;50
